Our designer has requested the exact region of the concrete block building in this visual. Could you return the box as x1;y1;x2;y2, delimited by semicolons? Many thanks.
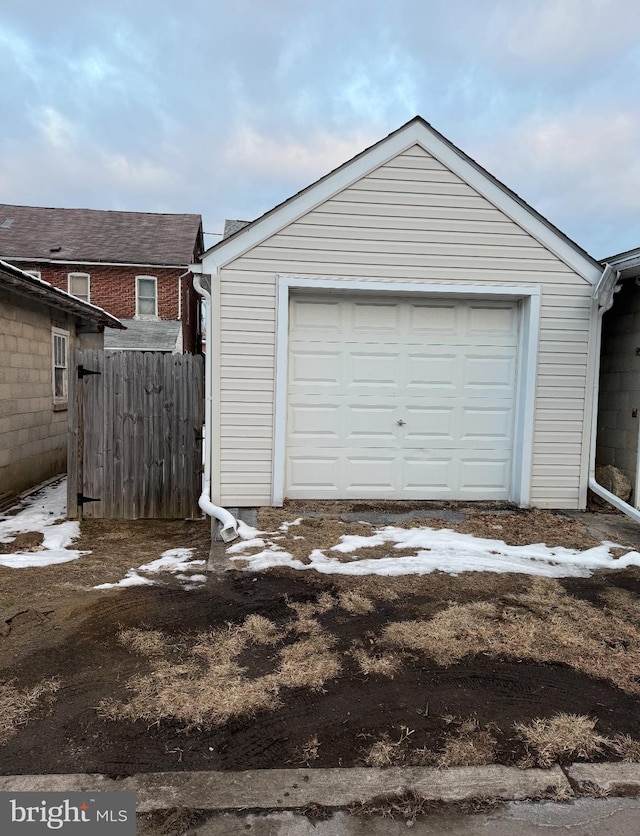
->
0;260;122;503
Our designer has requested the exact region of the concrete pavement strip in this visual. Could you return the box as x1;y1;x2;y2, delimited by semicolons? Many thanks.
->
0;764;584;812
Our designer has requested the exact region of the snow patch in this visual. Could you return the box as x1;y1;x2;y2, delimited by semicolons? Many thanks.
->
228;523;640;579
0;480;88;568
94;547;205;589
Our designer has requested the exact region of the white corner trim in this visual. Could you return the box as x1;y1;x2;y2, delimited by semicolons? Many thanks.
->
272;280;290;505
511;293;540;507
271;276;540;507
201;120;600;284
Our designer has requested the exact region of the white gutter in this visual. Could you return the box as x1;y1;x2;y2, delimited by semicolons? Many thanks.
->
192;270;239;542
588;263;640;523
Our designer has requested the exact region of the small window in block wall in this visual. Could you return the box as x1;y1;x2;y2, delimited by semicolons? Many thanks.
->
25;270;41;280
68;272;90;302
136;275;158;318
52;328;69;404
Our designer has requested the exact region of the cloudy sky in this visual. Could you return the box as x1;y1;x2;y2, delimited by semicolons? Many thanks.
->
0;0;638;259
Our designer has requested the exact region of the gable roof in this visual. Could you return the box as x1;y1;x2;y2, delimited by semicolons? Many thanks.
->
0;259;124;329
200;116;602;283
104;319;181;352
0;204;203;266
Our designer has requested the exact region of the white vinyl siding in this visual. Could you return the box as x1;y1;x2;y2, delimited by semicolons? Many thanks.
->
216;144;593;509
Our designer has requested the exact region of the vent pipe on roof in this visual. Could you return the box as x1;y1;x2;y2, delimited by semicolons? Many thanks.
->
192;271;239;542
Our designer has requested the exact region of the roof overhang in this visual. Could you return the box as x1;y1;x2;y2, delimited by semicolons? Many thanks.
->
200;116;603;284
601;247;640;279
0;259;124;329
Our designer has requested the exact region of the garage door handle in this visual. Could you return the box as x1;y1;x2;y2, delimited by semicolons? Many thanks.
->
397;419;406;426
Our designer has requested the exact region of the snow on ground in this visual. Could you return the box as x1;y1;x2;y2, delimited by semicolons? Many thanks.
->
228;522;640;579
0;479;88;567
94;548;206;589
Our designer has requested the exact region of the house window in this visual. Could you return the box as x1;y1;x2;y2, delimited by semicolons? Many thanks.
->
52;328;69;404
68;272;90;302
25;270;41;280
136;275;158;318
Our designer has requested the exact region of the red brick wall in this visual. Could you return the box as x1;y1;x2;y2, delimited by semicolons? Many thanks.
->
16;262;201;353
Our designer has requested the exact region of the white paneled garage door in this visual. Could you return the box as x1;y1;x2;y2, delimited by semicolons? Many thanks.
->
285;293;519;500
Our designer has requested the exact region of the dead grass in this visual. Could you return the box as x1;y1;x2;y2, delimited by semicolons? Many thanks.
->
296;735;321;765
98;614;342;728
515;714;609;767
350;646;401;678
610;734;640;762
238;614;280;644
349;789;434;820
381;577;640;693
363;726;416;766
337;590;374;614
437;717;498;768
0;678;60;744
278;636;341;691
363;736;405;767
382;600;500;667
118;628;167;657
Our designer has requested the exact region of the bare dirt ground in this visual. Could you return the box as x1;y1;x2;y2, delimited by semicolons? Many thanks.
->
2;506;640;778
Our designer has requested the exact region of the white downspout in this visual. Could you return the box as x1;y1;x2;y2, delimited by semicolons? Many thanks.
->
588;263;640;523
192;271;239;542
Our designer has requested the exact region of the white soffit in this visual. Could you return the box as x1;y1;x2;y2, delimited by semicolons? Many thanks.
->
202;119;602;284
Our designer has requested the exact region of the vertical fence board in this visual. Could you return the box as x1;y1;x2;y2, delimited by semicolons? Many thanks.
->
71;350;204;519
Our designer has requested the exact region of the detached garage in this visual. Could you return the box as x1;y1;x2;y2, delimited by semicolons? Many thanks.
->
195;116;619;520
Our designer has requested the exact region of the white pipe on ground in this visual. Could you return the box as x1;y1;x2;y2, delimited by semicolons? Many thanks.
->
588;264;640;523
192;272;239;542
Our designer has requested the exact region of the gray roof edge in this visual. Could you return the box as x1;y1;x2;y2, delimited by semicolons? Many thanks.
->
601;246;640;271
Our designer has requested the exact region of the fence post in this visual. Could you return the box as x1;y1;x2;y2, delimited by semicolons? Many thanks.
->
66;347;81;520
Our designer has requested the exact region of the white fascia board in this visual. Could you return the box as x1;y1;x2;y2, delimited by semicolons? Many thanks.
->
201;120;601;284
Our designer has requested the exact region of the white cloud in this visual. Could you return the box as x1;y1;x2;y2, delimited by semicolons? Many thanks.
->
32;106;77;150
223;125;378;181
476;106;640;223
506;0;640;64
104;153;174;190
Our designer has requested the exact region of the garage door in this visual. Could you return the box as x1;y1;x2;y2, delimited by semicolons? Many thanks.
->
285;293;519;500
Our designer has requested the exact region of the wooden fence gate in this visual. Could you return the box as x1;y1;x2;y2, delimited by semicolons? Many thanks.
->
67;349;204;519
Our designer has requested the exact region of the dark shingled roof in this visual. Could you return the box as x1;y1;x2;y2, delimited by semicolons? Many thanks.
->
0;204;203;266
104;319;181;352
223;219;251;239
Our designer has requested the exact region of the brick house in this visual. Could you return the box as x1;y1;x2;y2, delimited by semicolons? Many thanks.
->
0;259;123;504
0;204;204;353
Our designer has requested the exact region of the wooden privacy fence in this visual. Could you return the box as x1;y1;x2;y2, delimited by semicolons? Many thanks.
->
68;349;204;519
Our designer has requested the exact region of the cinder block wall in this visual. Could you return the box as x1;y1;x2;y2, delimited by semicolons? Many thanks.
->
597;279;640;500
0;287;77;498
